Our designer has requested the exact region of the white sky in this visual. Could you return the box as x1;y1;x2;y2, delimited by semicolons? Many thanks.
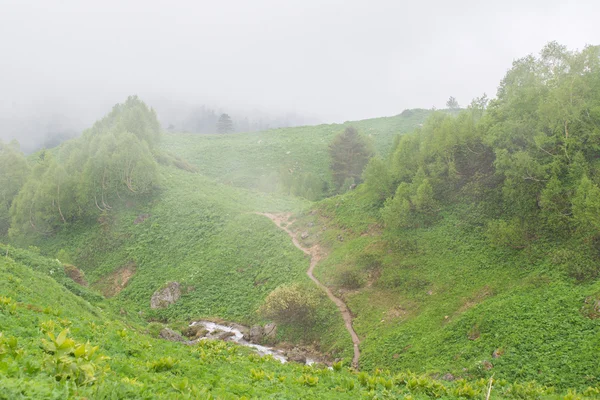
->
0;0;598;129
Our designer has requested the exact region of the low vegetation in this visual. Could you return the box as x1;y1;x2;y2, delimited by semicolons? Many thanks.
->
2;42;600;397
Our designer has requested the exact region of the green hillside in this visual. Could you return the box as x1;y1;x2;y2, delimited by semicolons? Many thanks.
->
161;109;433;196
2;42;600;398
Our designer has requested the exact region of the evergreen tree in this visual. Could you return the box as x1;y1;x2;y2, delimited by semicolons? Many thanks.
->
217;114;234;134
446;96;459;109
328;127;373;191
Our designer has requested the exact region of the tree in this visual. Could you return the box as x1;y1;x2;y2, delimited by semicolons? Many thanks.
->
216;113;234;134
329;127;373;191
362;157;394;202
446;96;459;109
0;140;30;235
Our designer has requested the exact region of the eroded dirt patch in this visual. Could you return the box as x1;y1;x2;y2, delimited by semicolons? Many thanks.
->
63;264;88;286
94;261;137;298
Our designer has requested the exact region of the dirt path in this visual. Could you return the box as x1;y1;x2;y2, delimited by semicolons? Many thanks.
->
259;213;361;369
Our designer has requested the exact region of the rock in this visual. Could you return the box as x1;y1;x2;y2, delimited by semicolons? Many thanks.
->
264;323;277;339
231;324;249;337
244;325;264;343
286;348;307;364
301;231;309;239
216;331;236;341
150;282;181;309
442;373;455;381
183;325;207;339
159;328;185;342
307;222;314;227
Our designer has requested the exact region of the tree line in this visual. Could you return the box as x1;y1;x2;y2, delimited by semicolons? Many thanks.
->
1;96;161;237
357;42;600;279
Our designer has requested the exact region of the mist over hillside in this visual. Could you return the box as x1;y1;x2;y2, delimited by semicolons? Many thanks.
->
0;96;323;153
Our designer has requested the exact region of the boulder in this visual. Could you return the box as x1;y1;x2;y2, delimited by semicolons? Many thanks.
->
216;331;236;341
150;282;181;309
159;328;185;342
231;323;249;337
301;231;309;239
286;348;307;364
244;325;264;343
264;323;277;339
183;325;207;339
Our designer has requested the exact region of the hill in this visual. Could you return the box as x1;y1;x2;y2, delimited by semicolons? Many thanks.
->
2;42;600;398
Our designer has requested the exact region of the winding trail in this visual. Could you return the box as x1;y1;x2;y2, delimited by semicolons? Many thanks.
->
259;213;361;369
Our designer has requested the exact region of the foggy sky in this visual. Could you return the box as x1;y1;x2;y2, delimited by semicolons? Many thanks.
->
1;0;599;145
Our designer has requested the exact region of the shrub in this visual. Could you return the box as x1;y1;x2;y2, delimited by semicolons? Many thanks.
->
258;284;319;326
336;269;366;290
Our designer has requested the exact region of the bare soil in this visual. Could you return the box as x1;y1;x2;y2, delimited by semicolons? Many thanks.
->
94;261;136;298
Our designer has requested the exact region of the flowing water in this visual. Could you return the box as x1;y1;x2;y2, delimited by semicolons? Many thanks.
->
190;321;314;365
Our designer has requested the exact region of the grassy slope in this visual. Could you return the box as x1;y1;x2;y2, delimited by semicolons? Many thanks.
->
11;109;432;360
17;166;350;358
2;245;567;399
287;187;600;391
161;110;432;191
6;107;599;395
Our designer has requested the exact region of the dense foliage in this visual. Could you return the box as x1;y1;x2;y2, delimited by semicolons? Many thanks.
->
7;96;160;237
366;43;600;278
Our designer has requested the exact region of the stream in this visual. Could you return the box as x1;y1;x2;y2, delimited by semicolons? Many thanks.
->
190;321;314;365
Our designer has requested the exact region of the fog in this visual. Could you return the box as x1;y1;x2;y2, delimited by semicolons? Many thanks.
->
1;0;598;151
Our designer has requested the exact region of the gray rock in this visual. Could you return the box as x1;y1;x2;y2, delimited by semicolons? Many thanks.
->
245;325;264;343
264;323;277;339
183;325;207;339
286;348;307;363
231;323;249;336
216;331;236;341
159;328;185;342
301;231;309;239
150;282;181;309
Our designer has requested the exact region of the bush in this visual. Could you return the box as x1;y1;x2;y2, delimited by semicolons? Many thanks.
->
336;269;366;289
258;284;319;326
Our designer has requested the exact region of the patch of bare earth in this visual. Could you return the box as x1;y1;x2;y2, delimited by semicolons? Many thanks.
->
94;261;137;298
63;264;88;286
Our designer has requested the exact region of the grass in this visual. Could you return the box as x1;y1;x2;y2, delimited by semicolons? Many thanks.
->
161;109;433;193
2;245;577;399
3;105;599;396
286;190;600;391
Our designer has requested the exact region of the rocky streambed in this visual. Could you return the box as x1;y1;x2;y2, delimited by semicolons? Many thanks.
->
188;321;318;366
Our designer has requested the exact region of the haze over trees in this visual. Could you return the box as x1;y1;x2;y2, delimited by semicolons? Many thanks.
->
216;113;234;134
360;42;600;279
328;126;373;192
7;96;161;237
446;96;459;109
